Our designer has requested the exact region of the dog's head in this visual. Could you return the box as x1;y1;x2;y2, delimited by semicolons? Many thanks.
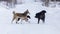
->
35;10;46;18
24;9;30;14
41;10;46;13
35;13;38;18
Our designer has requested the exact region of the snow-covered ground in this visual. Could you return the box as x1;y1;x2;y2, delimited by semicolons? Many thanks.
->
0;2;60;34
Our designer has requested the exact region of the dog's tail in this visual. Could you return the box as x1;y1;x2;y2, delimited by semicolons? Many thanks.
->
13;11;15;15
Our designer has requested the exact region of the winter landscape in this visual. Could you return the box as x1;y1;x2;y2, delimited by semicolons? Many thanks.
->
0;0;60;34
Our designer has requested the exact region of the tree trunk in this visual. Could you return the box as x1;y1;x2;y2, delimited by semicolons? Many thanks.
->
45;0;49;7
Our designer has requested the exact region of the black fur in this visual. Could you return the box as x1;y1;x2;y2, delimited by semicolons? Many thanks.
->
35;10;46;24
18;18;20;21
27;15;31;19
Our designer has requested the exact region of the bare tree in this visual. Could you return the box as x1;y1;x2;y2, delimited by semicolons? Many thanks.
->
45;0;49;7
34;0;49;7
0;0;17;8
41;0;49;7
41;0;46;2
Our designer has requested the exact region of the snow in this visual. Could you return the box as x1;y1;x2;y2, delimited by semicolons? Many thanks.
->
0;2;60;34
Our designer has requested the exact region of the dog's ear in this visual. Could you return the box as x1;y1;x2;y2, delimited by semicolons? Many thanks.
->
26;9;30;14
42;10;46;13
44;11;46;13
27;9;28;11
25;9;28;12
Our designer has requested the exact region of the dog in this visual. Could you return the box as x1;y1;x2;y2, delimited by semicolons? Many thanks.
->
35;10;46;24
12;9;30;24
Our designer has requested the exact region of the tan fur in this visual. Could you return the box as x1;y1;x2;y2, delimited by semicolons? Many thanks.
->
12;9;30;24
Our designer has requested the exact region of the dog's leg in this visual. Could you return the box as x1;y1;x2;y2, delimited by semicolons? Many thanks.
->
25;19;28;22
11;17;15;23
25;19;30;23
21;19;23;24
38;18;40;24
42;18;45;23
16;19;18;24
41;18;45;23
16;18;19;24
27;19;30;23
17;18;23;24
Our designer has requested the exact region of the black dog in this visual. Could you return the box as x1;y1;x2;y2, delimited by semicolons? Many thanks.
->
17;15;31;21
35;10;46;24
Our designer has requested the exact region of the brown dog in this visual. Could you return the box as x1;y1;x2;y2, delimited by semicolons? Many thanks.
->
12;9;30;24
